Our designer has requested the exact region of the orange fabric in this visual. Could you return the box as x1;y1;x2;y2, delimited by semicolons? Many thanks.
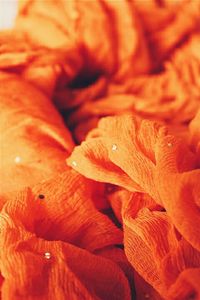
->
0;172;131;300
0;72;74;204
0;0;200;299
2;0;198;143
67;114;200;299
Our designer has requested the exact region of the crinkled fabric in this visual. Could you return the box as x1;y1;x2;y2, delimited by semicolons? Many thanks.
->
67;114;200;299
0;171;131;300
0;72;74;205
0;0;200;300
1;0;198;142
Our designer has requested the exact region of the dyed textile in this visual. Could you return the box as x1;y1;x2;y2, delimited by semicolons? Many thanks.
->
0;0;200;299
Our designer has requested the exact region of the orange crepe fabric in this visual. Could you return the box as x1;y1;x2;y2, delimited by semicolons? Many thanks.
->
3;0;198;143
0;171;132;300
67;114;200;299
0;72;74;204
15;0;150;79
0;0;200;299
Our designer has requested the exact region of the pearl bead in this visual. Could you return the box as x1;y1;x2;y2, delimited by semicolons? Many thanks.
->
167;142;173;147
72;161;77;167
44;252;51;259
112;144;118;151
14;156;21;163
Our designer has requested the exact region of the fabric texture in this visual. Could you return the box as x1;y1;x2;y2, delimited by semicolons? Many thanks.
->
0;0;200;299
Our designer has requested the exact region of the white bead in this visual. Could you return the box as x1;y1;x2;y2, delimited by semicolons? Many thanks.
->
167;142;173;147
44;252;51;259
72;161;77;167
112;144;118;151
14;156;21;163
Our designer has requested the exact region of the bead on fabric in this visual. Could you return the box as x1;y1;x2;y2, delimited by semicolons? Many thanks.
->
44;252;51;259
72;161;77;167
14;156;21;163
112;144;118;151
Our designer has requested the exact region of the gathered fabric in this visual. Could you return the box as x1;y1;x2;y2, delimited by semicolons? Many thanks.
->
67;114;200;298
0;0;200;299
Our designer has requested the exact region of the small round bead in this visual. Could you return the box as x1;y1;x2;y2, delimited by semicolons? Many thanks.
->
14;156;21;163
112;144;118;151
72;161;77;167
38;194;45;200
107;186;113;193
167;142;173;147
144;294;150;299
44;252;51;259
188;293;196;299
106;184;116;194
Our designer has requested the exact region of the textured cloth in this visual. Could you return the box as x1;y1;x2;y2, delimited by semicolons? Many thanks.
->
0;72;74;204
68;114;200;298
0;0;200;299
